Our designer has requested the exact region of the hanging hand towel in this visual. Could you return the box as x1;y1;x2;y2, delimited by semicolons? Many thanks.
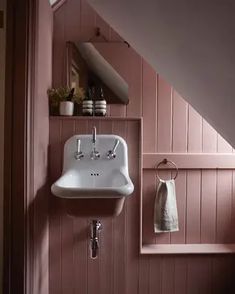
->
154;179;179;233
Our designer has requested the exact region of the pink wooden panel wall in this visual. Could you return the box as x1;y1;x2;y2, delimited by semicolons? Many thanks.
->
50;1;235;293
32;1;53;293
49;117;141;294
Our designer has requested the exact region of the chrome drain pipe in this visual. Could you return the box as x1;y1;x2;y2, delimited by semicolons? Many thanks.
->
90;220;102;259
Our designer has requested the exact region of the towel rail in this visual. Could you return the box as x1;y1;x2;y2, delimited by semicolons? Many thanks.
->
155;158;178;180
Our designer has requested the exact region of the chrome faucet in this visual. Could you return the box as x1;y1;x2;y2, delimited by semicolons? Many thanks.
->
74;139;84;160
107;139;120;159
90;126;100;160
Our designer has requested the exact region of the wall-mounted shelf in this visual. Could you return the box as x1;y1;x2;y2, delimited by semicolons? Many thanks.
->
50;116;140;121
144;153;235;170
140;152;235;254
141;244;235;254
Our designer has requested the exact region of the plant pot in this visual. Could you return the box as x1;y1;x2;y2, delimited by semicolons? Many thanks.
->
59;101;74;116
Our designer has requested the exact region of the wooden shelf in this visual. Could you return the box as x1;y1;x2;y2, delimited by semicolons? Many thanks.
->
143;153;235;170
49;116;141;121
141;244;235;255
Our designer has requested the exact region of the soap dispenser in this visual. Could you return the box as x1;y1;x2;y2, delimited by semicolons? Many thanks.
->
94;86;106;116
82;88;94;116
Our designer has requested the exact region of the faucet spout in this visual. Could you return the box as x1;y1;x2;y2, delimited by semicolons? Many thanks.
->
91;126;100;160
92;126;96;144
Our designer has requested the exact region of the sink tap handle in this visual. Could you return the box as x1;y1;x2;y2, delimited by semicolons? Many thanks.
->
75;139;84;160
107;139;120;159
113;139;120;153
77;138;81;153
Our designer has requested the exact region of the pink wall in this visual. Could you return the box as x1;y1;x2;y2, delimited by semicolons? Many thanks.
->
49;117;141;294
32;0;53;293
87;0;235;150
50;1;235;293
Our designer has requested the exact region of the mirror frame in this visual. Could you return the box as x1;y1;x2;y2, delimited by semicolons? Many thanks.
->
66;41;80;90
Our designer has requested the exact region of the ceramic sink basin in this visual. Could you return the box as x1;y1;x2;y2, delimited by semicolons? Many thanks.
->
51;134;134;198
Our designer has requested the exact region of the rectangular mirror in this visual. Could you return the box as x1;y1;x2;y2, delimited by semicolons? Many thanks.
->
66;41;129;104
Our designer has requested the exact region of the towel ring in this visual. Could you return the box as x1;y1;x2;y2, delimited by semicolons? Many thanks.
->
155;158;179;181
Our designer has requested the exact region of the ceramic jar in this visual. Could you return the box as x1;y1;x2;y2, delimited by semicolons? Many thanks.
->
59;101;74;116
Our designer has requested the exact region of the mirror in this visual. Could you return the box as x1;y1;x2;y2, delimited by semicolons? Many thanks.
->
66;41;129;104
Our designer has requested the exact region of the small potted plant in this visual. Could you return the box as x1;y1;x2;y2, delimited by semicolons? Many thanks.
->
47;86;85;116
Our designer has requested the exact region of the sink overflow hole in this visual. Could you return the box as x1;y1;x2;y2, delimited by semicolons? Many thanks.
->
91;173;100;176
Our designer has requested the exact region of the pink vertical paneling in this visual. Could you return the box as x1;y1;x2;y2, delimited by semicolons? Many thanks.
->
142;60;157;153
142;171;156;244
201;119;217;243
99;120;113;294
149;257;162;294
232;172;235;243
87;118;100;134
60;120;75;294
161;257;175;294
217;134;233;244
87;241;100;294
171;171;187;244
202;119;217;153
85;119;100;294
126;50;142;117
80;0;96;39
186;171;201;243
174;257;187;294
73;120;88;294
112;120;127;294
186;106;202;243
108;44;130;116
126;120;140;294
201;171;216;243
187;257;212;294
138;257;149;294
172;91;188;153
217;134;233;153
110;104;126;117
156;77;172;244
187;106;202;152
95;13;110;40
171;91;187;244
65;0;81;41
49;119;62;294
53;7;65;87
216;170;232;243
157;77;172;152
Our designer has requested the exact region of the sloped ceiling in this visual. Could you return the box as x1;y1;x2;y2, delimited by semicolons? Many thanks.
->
88;0;235;147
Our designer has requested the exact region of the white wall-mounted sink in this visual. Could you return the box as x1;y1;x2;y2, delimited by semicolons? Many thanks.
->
51;131;134;199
